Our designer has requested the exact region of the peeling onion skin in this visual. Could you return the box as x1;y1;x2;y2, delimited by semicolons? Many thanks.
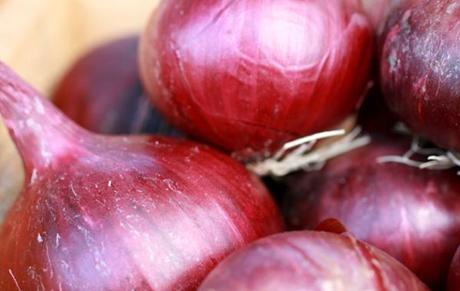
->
198;231;428;291
380;0;460;152
54;35;176;135
283;135;460;289
448;246;460;291
0;62;283;291
140;0;374;158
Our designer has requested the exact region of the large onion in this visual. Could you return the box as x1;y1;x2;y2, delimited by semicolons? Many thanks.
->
0;62;282;290
140;0;374;158
380;0;460;152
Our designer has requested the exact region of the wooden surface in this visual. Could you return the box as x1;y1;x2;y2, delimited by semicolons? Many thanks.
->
0;0;160;221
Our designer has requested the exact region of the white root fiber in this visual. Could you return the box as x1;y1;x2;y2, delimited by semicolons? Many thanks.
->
247;118;371;177
378;136;460;172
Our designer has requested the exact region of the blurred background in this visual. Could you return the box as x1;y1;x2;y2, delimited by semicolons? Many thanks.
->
0;0;159;220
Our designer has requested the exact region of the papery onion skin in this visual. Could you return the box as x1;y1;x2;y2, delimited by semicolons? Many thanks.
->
448;246;460;291
284;135;460;289
0;62;283;291
199;231;428;291
140;0;374;157
380;0;460;152
54;35;176;135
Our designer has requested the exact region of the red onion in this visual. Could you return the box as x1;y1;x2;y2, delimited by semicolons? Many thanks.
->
284;135;460;289
140;0;374;158
380;0;460;152
448;246;460;291
54;35;176;135
199;231;428;291
0;62;282;290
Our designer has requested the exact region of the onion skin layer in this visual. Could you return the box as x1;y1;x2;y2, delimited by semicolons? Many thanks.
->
199;231;428;291
0;62;283;291
284;135;460;289
140;0;374;157
380;0;460;152
54;36;175;135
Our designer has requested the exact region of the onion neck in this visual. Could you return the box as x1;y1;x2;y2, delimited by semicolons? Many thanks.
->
0;62;92;178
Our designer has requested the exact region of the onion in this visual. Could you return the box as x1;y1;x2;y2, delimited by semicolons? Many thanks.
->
380;0;460;152
139;0;374;158
283;134;460;289
53;35;177;135
199;231;428;291
0;62;282;290
448;246;460;291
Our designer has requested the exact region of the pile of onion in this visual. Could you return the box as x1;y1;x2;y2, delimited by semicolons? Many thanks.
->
199;231;428;290
140;0;374;158
0;62;282;290
380;0;460;153
283;134;460;289
53;35;176;135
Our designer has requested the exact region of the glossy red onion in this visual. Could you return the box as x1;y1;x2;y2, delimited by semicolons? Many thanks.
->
54;35;176;135
0;62;282;290
380;0;460;152
140;0;374;157
448;246;460;291
284;135;460;289
199;231;428;291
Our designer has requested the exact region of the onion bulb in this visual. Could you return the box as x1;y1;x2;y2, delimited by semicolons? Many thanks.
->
140;0;374;158
53;35;176;135
380;0;460;152
199;231;428;291
0;62;282;290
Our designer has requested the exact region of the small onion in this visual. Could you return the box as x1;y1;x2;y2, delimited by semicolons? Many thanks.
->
380;0;460;152
53;35;176;135
0;62;282;290
283;134;460;289
199;231;428;291
140;0;374;157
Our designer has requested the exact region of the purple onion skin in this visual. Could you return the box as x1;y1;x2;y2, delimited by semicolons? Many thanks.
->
140;0;374;158
380;0;460;152
0;62;283;290
54;35;177;135
448;246;460;291
199;231;428;291
283;135;460;289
